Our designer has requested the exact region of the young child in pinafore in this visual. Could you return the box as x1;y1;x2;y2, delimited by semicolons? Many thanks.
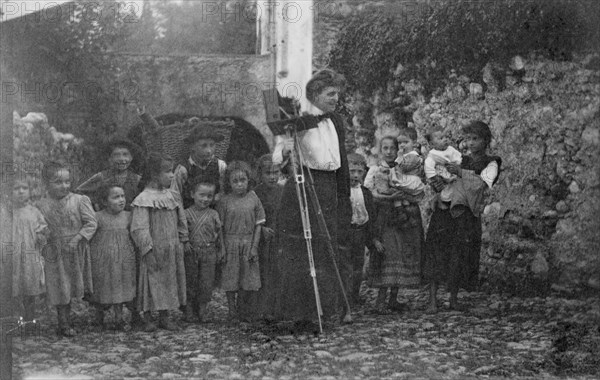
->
130;153;188;331
37;161;97;337
76;137;143;327
12;178;48;322
182;179;225;323
88;184;137;331
216;161;266;321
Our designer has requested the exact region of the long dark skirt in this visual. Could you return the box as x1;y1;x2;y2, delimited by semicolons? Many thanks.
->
423;205;481;292
275;169;341;321
255;233;278;317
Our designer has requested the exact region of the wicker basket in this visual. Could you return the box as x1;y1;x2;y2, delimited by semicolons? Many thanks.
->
147;118;234;163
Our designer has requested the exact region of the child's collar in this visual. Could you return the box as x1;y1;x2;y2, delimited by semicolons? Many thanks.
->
191;204;210;212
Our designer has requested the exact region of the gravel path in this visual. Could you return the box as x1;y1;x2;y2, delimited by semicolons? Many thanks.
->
12;287;600;379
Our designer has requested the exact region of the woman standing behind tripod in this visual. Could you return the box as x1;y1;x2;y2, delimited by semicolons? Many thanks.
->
272;69;351;331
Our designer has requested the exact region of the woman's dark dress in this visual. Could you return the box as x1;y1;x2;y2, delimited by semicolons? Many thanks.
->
424;154;501;292
274;113;351;322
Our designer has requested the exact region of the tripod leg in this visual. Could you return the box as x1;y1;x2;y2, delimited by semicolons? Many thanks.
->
303;170;353;323
287;131;324;333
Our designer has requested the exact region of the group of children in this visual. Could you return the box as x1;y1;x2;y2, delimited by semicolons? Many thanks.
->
12;123;289;336
346;120;500;314
11;118;500;337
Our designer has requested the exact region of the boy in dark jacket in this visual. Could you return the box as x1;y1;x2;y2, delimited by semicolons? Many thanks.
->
346;153;385;305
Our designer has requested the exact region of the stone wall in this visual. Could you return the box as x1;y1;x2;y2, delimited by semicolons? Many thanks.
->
410;55;600;293
112;53;275;145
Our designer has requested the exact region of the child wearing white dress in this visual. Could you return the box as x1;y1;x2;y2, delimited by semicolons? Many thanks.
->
12;179;48;322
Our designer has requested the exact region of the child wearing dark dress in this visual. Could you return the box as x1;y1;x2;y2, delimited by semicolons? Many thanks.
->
182;180;225;323
253;154;283;320
425;121;502;312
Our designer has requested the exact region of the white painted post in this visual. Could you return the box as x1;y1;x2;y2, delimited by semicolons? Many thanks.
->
273;0;313;110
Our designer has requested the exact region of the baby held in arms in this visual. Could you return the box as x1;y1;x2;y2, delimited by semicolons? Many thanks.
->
424;125;462;210
373;129;425;223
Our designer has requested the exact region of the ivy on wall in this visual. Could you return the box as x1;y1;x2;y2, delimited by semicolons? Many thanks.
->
330;0;599;98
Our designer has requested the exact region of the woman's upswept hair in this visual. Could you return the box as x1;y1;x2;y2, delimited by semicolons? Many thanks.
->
306;69;346;103
223;160;255;194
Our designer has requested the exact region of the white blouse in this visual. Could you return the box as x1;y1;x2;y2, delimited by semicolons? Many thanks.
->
273;103;341;171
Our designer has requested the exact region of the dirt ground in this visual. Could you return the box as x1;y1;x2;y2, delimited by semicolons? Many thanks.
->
11;286;600;380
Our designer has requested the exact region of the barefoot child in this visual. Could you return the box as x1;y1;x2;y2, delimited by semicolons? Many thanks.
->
38;162;97;337
216;161;265;321
425;121;502;312
88;184;136;331
76;137;142;211
253;154;283;319
12;179;48;322
182;180;225;323
131;153;188;331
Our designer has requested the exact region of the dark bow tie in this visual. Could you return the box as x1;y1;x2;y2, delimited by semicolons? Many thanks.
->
316;113;333;121
303;112;332;121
